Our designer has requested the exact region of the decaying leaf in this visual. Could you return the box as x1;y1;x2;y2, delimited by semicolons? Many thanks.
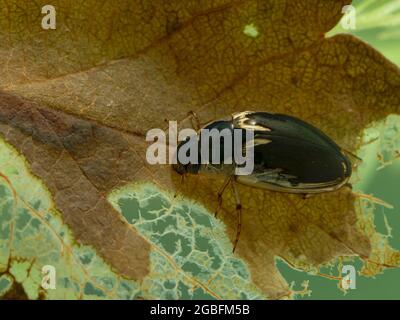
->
0;0;400;299
0;138;262;299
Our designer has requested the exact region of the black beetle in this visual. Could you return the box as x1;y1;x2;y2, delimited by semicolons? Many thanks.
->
173;111;355;252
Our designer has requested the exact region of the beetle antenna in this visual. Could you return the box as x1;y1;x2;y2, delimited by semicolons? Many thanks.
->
185;110;216;132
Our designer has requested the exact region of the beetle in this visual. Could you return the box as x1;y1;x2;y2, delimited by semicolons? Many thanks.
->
173;111;356;252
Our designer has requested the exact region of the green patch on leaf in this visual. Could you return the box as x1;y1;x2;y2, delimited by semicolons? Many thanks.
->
108;183;265;299
0;137;143;299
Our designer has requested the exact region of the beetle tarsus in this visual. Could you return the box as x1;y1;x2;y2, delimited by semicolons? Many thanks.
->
215;176;232;218
232;203;242;253
231;180;242;253
215;195;222;217
187;110;201;131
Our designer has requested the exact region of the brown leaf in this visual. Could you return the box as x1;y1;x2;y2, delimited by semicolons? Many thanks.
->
0;92;150;280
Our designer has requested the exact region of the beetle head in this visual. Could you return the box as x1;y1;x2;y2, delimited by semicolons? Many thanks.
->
173;139;200;175
173;162;200;175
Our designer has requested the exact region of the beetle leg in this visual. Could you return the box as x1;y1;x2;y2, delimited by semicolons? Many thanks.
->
343;182;353;191
215;176;232;217
174;174;186;198
187;111;201;131
341;148;363;162
231;178;242;253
